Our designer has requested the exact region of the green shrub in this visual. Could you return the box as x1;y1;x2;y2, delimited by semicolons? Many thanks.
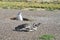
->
39;34;55;40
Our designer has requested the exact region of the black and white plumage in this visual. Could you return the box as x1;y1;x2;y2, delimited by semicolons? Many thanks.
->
15;23;41;32
17;12;23;21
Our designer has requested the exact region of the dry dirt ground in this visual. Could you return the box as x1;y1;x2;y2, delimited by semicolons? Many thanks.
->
0;9;60;40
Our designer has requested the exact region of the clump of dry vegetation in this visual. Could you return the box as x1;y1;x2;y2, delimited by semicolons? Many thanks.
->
0;2;60;10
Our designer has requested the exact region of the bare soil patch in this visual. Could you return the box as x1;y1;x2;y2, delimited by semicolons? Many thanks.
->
0;9;60;40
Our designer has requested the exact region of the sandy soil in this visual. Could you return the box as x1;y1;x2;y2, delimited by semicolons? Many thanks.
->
0;9;60;40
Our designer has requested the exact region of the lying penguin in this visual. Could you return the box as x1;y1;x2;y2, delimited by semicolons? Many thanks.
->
15;23;41;32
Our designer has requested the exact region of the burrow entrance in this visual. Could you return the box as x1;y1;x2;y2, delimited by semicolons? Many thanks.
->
10;17;32;21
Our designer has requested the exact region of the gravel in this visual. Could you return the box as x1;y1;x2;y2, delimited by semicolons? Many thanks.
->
0;9;60;40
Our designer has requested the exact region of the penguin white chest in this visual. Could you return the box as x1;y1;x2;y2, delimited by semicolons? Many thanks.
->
19;14;23;21
17;13;23;21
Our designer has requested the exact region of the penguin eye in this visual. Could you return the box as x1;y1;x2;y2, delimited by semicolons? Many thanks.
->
35;25;37;26
33;25;37;28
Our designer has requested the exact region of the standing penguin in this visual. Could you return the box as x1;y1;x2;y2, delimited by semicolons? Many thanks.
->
17;12;23;21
